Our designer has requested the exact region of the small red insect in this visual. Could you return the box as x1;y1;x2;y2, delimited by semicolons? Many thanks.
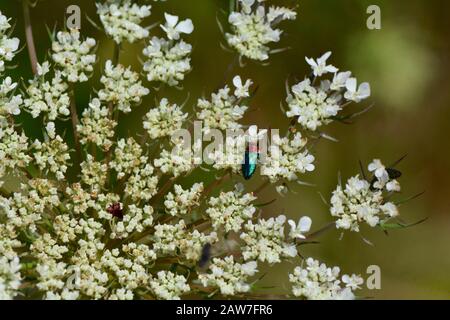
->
107;203;124;220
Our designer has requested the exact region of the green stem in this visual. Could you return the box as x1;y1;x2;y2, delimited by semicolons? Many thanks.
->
108;43;121;116
253;179;270;195
304;222;335;240
113;42;120;65
150;177;177;205
69;87;82;161
105;42;121;184
22;0;38;75
201;171;231;199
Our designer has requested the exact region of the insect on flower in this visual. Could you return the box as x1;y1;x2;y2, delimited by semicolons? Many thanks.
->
242;143;259;180
368;157;405;191
198;243;212;268
242;125;267;180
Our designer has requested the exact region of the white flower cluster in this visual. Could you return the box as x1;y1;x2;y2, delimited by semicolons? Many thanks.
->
153;220;217;262
30;221;159;300
100;245;157;299
261;133;315;182
154;139;200;177
289;258;363;300
64;183;101;215
0;18;21;123
98;60;149;113
0;224;22;264
286;78;341;131
96;0;151;44
0;256;21;300
1;179;59;232
143;37;192;86
0;76;22;120
34;260;79;300
164;183;204;216
53;214;104;243
196;76;252;134
32;130;70;180
24;62;70;121
226;0;296;61
286;52;371;131
199;256;258;296
110;138;147;179
143;13;194;86
110;205;154;239
143;98;188;139
67;189;112;220
0;11;20;73
0;126;31;177
77;98;117;151
208;135;246;173
206;188;257;233
51;29;96;83
149;270;190;300
240;215;297;264
81;155;108;192
125;164;159;202
330;160;401;232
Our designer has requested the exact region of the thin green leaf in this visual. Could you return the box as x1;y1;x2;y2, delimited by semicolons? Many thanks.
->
255;198;277;207
86;14;102;32
395;191;425;205
380;217;428;231
389;154;408;168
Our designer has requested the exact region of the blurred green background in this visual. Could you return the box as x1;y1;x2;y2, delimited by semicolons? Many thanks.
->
1;0;449;299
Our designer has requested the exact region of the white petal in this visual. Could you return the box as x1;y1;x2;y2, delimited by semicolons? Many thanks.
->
276;215;287;224
241;0;256;8
336;71;352;82
342;274;350;284
288;219;296;231
292;79;310;95
345;78;357;92
233;75;243;88
305;57;317;67
326;65;339;73
319;51;332;63
176;19;194;34
359;82;371;97
248;125;258;137
298;216;312;232
284;245;297;257
165;13;179;27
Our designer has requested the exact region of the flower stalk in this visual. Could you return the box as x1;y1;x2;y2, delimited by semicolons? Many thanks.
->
22;0;38;75
69;87;82;161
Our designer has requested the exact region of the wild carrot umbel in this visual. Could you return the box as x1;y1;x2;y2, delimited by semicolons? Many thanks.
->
0;0;417;300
